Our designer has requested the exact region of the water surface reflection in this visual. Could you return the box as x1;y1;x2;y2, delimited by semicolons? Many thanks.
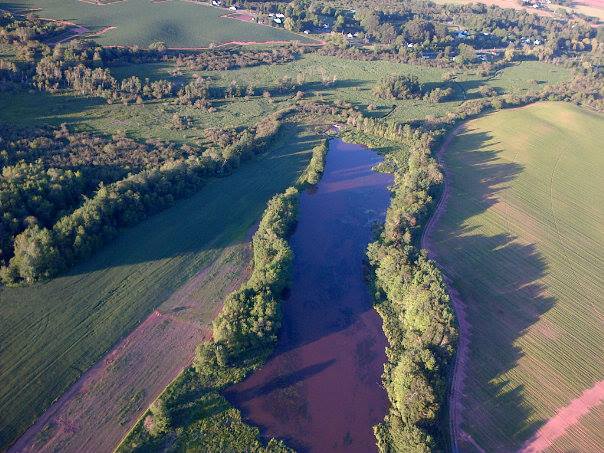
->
226;139;393;452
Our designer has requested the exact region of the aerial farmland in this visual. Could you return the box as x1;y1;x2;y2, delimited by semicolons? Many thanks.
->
0;1;602;452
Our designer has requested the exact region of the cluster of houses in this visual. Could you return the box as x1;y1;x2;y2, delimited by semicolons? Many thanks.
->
521;0;554;9
209;2;545;48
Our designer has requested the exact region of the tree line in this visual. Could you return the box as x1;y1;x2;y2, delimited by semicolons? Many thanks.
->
336;61;602;449
373;74;453;103
0;114;286;285
117;140;329;451
340;116;456;451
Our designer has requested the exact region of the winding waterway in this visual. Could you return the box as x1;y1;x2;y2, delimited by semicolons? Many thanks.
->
226;138;393;452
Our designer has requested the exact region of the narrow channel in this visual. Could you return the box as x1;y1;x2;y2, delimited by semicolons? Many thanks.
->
226;138;392;452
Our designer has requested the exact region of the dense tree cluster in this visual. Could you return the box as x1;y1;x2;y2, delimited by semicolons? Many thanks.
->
0;161;86;267
298;139;328;185
373;74;453;103
0;123;210;271
33;57;176;103
173;46;301;71
212;187;298;354
0;11;66;46
0;114;285;285
0;124;196;171
373;75;423;100
343;116;457;451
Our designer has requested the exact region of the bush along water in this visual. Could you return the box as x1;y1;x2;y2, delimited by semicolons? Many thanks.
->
343;116;458;452
117;140;328;452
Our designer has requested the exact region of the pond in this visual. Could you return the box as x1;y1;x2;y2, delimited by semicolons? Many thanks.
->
226;138;393;452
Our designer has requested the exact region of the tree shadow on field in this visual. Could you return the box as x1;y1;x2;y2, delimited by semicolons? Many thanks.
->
58;123;319;275
432;126;555;451
0;89;106;129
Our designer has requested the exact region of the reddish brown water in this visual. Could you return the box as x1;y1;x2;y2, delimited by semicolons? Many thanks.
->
225;139;392;452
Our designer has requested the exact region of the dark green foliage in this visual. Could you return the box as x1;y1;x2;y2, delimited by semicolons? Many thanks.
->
374;75;423;100
347;115;457;451
213;187;299;351
5;224;62;283
147;397;170;437
298;139;328;186
0;116;284;284
0;160;86;264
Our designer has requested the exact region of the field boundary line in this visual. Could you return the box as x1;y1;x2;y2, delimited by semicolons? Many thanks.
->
420;123;479;453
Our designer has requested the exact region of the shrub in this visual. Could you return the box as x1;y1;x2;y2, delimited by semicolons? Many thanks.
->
373;75;423;100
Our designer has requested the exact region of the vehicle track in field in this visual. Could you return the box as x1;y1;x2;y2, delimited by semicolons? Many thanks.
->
420;123;479;453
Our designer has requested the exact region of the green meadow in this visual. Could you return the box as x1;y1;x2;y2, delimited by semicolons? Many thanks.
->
428;102;604;451
1;0;313;47
0;123;321;448
0;57;572;139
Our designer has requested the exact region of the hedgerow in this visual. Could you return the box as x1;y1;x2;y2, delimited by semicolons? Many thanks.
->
343;117;457;452
117;138;329;453
1;114;284;285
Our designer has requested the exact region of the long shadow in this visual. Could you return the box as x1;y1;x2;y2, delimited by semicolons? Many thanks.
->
225;360;335;404
430;127;556;450
53;123;319;274
0;89;106;127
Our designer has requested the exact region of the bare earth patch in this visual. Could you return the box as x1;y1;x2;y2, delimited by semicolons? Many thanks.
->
223;12;256;23
520;380;604;453
9;311;206;453
9;244;251;453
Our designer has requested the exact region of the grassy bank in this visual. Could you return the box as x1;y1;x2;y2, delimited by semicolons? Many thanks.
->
0;124;322;450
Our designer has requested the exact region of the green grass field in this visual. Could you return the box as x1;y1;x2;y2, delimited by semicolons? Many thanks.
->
135;56;570;123
0;87;283;144
429;102;604;451
1;0;313;47
0;57;572;138
0;123;321;450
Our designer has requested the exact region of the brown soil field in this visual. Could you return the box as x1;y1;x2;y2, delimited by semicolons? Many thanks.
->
9;242;250;453
521;380;604;452
544;404;604;452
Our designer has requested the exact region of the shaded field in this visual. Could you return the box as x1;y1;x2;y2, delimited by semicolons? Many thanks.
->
0;0;313;47
427;102;604;451
0;123;322;450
